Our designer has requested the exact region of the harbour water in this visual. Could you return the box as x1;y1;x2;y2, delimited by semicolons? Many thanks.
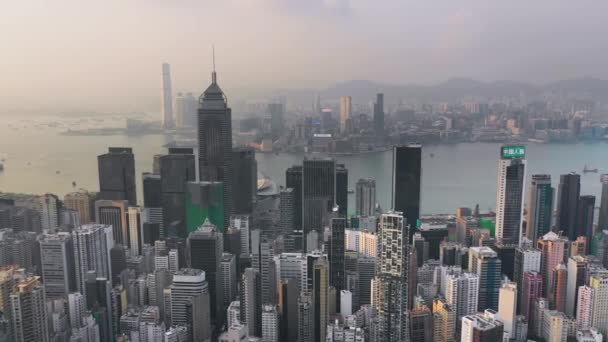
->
0;115;606;214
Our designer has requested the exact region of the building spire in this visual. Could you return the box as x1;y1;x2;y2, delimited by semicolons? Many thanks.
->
212;44;217;84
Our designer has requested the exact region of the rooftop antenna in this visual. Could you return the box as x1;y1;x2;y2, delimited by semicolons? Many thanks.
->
212;44;217;83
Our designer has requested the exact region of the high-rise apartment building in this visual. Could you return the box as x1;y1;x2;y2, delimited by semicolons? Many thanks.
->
10;277;49;342
445;272;479;337
460;311;504;342
551;263;567;313
170;268;210;340
590;273;608;335
576;285;594;331
525;174;553;244
40;233;76;300
556;173;581;240
242;267;262;337
261;304;279;342
64;191;93;224
513;246;541;311
521;271;542;323
312;257;329;342
356;178;376;217
161;62;174;128
198;68;234;229
495;145;526;245
72;224;112;296
97;147;137;206
497;282;517;339
392;144;422;241
38;193;60;231
538;232;567;298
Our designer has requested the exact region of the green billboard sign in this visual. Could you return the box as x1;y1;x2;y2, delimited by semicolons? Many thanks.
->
501;145;525;159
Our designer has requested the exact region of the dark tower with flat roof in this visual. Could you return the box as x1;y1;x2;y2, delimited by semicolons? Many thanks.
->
97;147;136;206
392;144;422;241
556;173;580;240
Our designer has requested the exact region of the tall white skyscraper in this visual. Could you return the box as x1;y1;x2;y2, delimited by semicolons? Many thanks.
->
72;224;112;296
576;285;594;331
10;277;50;342
38;193;59;231
40;233;75;300
127;206;143;255
445;272;479;336
170;268;210;341
262;304;279;342
495;145;526;245
68;292;86;329
161;62;174;129
497;282;517;339
590;274;608;336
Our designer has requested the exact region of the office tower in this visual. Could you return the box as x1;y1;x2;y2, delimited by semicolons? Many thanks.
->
174;92;186;127
358;255;376;306
231;215;251;257
242;267;262;337
312;257;329;342
252;230;276;305
551;263;567;313
340;290;353;317
232;147;257;215
268;103;285;138
495;145;526;245
576;285;594;330
392;144;422;241
280;188;295;250
497;282;517;339
329;218;345;301
126;207;142;254
468;247;501;312
97;147;137;206
298;294;313;342
161;62;174;128
38;193;60;231
590;273;608;335
186;181;224;234
599;175;608;231
39;233;76;300
410;304;433;342
538;232;567;297
170;269;210;333
95;199;128;246
198;67;234;230
556;173;581;240
64;191;93;224
372;211;409;342
262;304;279;342
286;165;303;230
279;279;298;341
566;255;588;317
221;253;238;308
68;292;86;329
159;148;196;237
227;300;241;327
10;277;49;342
577;195;596;253
302;158;336;235
532;297;549;338
339;96;351;134
336;164;348;218
445;272;479;337
513;246;541;311
432;297;455;342
73;224;111;296
187;220;224;327
460;311;504;342
521;271;542;322
356;178;376;217
373;93;385;140
526;174;553;244
142;172;163;237
492;243;516;280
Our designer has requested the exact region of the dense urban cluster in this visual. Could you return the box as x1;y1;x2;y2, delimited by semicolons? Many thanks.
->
1;66;608;342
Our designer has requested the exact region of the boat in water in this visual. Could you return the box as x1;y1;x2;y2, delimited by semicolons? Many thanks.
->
583;164;598;173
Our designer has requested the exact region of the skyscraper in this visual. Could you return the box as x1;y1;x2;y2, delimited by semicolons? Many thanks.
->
497;282;517;339
339;96;351;134
286;165;303;231
577;195;596;253
589;273;608;335
64;191;93;224
336;164;348;218
187;220;224;328
38;193;60;231
495;145;526;245
302;158;336;235
468;247;501;312
525;174;553;244
312;257;329;342
160;148;196;238
232;147;257;215
329;218;345;306
221;253;238;308
556;173;581;240
373;93;385;141
460;312;504;342
372;211;409;342
10;277;49;342
242;267;262;337
185;181;224;233
513;246;541;311
39;233;76;300
599;174;608;231
142;172;163;237
279;188;295;243
538;232;567;298
261;304;279;342
576;285;594;330
198;67;233;229
161;62;174;129
95;199;128;246
73;224;112;296
445;272;479;337
127;206;142;255
170;269;210;341
97;147;137;206
356;178;376;217
392;144;422;241
251;230;276;305
566;255;587;317
551;263;567;313
521;271;542;323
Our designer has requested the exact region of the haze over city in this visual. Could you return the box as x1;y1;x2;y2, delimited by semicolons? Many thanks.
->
3;0;608;112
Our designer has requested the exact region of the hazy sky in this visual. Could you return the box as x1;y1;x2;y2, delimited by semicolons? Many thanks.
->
2;0;608;112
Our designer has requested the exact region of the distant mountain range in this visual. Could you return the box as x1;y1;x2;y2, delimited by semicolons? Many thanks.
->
266;76;608;105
